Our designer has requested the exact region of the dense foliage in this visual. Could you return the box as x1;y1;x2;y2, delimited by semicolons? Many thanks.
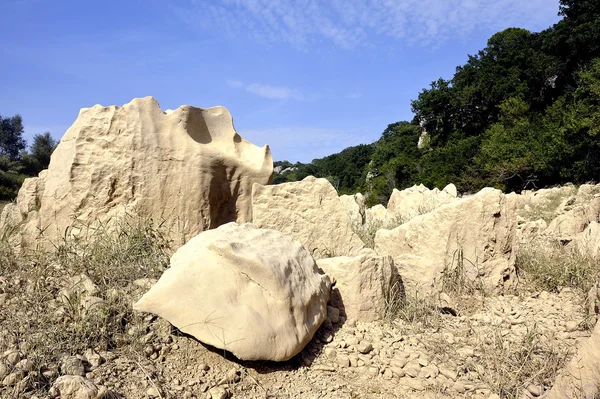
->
275;0;600;205
0;114;57;201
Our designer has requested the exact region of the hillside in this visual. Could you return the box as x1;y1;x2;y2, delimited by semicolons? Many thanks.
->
275;0;600;206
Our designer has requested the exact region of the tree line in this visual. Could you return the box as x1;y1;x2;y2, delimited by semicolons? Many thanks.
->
0;114;57;200
275;0;600;206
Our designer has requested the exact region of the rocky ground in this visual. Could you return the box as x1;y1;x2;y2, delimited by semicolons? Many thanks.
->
0;270;590;399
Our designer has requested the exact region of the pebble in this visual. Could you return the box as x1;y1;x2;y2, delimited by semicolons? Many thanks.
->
337;355;350;368
208;386;229;399
4;350;21;366
526;384;545;397
2;370;26;386
439;367;458;381
16;358;35;372
0;362;9;379
324;347;337;359
147;387;161;397
404;362;422;378
357;341;373;354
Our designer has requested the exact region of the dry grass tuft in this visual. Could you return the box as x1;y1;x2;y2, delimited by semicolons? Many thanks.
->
0;217;170;397
517;242;598;296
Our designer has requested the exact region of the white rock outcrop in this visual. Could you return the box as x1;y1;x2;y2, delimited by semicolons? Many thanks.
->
386;183;458;224
339;193;366;230
251;176;365;259
134;222;331;362
0;97;273;248
317;253;402;322
375;188;517;294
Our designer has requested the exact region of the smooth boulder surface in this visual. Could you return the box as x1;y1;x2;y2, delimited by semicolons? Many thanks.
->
0;97;273;247
252;176;365;259
134;222;331;361
375;188;517;294
317;253;402;322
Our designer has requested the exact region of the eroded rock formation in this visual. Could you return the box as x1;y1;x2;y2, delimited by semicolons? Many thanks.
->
0;97;273;248
251;176;365;259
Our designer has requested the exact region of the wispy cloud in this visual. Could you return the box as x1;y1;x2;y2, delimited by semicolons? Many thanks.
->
173;0;559;50
227;80;305;100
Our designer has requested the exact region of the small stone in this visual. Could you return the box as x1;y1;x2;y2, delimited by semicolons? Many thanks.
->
488;394;501;399
337;355;350;368
147;387;161;397
420;364;439;379
327;306;340;324
439;367;457;382
383;368;393;379
453;381;466;394
368;367;379;377
357;341;373;354
313;365;336;372
565;321;579;332
61;356;85;376
390;358;408;368
84;349;104;368
16;358;35;372
50;375;99;399
324;347;337;359
404;362;422;378
0;362;9;379
389;367;405;378
199;363;210;372
2;370;26;386
526;384;544;397
144;345;155;357
4;350;21;366
208;386;229;399
218;368;240;385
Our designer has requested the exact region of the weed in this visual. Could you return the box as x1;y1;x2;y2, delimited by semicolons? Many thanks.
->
516;242;598;296
0;217;170;397
479;324;572;398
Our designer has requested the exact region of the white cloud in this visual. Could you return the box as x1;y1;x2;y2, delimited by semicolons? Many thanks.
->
227;80;304;100
173;0;560;49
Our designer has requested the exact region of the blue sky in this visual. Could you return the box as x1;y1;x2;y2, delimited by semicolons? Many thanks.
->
1;0;561;162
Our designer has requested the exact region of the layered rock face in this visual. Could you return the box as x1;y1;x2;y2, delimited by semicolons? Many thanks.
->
375;188;517;294
252;176;365;259
317;252;403;322
134;223;331;361
0;97;273;247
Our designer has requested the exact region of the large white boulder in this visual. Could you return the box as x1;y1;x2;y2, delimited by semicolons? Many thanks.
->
134;222;331;361
251;176;365;259
375;188;517;294
317;253;402;322
0;97;273;247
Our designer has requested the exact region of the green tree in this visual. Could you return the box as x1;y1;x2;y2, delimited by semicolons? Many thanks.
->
28;132;57;174
0;114;26;160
